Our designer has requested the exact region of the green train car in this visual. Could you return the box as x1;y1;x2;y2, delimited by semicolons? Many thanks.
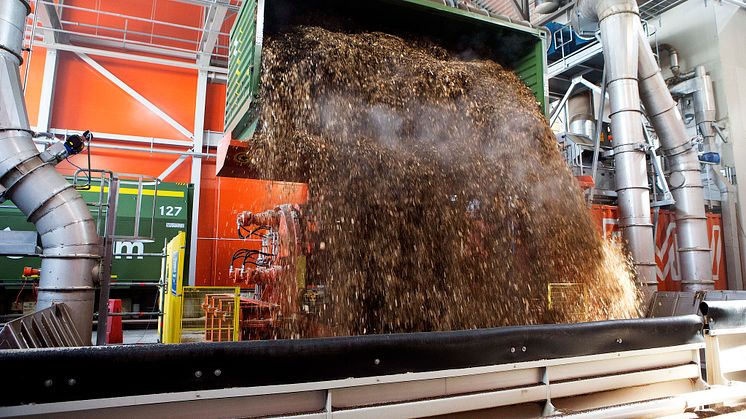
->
0;178;192;316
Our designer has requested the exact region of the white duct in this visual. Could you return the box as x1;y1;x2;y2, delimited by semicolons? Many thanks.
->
575;0;657;298
638;34;714;291
0;0;100;343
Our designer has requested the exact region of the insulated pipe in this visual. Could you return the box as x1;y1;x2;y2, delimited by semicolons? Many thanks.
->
638;32;714;291
0;0;100;343
576;0;657;298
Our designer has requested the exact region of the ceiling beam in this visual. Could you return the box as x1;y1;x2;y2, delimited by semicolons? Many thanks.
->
170;0;239;13
35;40;229;74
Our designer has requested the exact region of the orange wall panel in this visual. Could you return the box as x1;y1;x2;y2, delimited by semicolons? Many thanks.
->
20;47;47;127
589;205;728;291
51;52;196;140
205;83;226;132
195;177;308;287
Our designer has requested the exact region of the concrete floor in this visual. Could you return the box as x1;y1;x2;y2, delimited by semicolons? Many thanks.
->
94;329;200;345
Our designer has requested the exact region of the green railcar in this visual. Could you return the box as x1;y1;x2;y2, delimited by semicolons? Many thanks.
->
0;178;191;314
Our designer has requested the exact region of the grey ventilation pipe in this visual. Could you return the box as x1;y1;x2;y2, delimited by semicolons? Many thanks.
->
638;34;714;291
575;0;714;295
1;0;100;344
575;0;658;299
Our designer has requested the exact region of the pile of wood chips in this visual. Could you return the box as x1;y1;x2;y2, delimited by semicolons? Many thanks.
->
246;25;641;337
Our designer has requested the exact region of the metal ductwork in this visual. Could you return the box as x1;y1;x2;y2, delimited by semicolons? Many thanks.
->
575;0;657;298
567;92;595;138
638;35;714;291
0;0;100;344
659;44;681;78
668;62;743;291
575;0;714;295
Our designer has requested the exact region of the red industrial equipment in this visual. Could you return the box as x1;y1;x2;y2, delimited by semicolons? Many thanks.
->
222;204;323;339
233;204;305;314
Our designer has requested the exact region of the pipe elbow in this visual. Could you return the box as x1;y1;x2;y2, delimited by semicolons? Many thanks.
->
576;0;639;22
658;44;681;76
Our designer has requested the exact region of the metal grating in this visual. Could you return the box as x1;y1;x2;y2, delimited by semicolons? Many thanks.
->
26;0;243;69
639;0;690;20
180;286;240;343
0;303;84;349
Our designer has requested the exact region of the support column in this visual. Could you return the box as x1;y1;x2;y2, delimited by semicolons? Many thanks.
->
36;48;57;132
188;70;208;286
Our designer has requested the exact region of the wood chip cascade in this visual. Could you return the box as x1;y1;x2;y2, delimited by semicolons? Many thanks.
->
246;25;641;337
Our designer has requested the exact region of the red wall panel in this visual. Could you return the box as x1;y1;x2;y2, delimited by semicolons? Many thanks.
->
205;83;226;132
19;47;47;126
590;205;728;290
195;176;308;287
51;52;196;140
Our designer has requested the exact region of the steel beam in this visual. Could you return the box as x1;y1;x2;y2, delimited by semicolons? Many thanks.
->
32;138;215;158
36;128;194;148
188;70;208;286
67;33;199;61
35;41;229;74
36;48;58;132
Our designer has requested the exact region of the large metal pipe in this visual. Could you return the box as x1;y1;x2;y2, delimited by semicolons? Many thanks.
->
0;0;100;343
638;34;714;291
576;0;657;299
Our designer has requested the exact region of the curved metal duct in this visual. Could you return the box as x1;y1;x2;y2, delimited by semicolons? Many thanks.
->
0;0;100;344
659;44;681;78
575;0;657;298
638;34;713;291
567;92;595;138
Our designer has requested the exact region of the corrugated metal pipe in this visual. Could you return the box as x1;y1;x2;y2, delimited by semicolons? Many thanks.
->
575;0;658;299
0;0;100;344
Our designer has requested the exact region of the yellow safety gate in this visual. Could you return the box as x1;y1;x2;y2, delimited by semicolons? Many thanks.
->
159;232;240;343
